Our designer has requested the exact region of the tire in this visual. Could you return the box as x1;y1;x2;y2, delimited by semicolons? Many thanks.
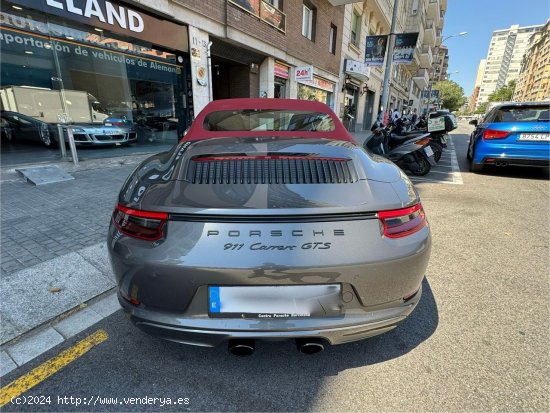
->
430;142;442;163
409;154;431;176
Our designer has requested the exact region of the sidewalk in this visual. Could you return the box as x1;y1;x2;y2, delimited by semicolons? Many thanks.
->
0;154;151;346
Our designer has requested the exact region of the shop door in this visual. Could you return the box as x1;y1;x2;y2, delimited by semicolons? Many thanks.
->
363;90;375;130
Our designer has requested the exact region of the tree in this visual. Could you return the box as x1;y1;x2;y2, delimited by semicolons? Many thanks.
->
432;80;466;112
488;80;516;102
474;102;488;114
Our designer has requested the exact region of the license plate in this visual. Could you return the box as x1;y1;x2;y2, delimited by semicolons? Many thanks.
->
518;133;549;141
424;146;434;157
104;123;112;126
208;285;341;318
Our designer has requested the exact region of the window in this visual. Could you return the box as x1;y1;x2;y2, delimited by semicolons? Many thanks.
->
351;10;360;46
329;24;337;54
266;0;283;10
302;3;315;40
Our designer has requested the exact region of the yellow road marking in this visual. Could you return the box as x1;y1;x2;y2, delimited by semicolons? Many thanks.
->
0;330;108;407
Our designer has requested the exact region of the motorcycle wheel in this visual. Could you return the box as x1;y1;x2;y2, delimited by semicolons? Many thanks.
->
409;154;431;176
430;142;442;163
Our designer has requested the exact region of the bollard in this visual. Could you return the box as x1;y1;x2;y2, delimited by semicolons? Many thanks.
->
57;124;67;159
66;127;79;166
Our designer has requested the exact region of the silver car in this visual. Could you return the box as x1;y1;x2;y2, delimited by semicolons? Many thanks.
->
70;118;137;146
107;99;431;355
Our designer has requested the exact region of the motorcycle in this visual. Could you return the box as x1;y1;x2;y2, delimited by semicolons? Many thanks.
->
364;122;437;176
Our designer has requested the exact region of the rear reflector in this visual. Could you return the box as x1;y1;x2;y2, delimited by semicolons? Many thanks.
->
112;203;168;241
415;138;431;146
378;203;427;239
483;129;509;140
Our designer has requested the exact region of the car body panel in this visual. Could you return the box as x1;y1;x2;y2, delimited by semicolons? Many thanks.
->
107;99;431;347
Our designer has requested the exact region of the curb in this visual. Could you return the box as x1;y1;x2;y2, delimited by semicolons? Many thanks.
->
0;288;119;378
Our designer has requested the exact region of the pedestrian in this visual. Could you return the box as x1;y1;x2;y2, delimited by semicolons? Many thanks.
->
391;107;400;123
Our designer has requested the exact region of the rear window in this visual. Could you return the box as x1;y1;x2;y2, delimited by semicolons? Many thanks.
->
493;106;549;122
203;109;335;132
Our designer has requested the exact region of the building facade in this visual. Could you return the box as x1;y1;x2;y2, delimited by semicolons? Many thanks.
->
513;21;550;102
469;58;486;111
0;0;449;164
476;23;544;108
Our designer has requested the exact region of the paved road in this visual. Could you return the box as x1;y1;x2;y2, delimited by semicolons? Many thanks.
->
1;122;548;411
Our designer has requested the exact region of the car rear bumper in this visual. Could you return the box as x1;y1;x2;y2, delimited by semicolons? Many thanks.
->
474;141;550;166
117;284;422;347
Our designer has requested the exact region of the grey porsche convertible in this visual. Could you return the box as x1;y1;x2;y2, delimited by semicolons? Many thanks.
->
107;98;431;355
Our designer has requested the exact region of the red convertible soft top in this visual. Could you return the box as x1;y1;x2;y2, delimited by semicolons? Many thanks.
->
181;98;355;143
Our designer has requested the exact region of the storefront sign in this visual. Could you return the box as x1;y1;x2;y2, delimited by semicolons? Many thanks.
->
393;32;419;64
295;65;313;82
8;0;188;52
274;62;289;79
344;59;370;81
298;76;335;93
364;35;387;66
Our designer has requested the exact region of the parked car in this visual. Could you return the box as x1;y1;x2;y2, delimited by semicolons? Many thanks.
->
467;102;549;172
70;119;137;146
1;110;56;147
107;98;432;355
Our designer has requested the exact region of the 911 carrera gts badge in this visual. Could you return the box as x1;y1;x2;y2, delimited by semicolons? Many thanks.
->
224;242;331;251
207;229;345;237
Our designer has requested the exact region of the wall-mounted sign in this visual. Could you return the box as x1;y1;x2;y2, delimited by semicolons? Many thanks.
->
393;32;419;64
274;62;289;79
299;76;335;93
365;35;387;66
9;0;188;52
196;66;207;86
344;59;370;81
295;65;313;82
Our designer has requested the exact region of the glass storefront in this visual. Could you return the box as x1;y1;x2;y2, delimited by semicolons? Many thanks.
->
296;76;334;109
0;0;191;164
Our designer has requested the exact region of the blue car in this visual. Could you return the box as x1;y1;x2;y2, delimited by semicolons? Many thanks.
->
467;102;549;172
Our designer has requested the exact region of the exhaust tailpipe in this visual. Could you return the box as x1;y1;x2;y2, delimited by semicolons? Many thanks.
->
228;339;255;356
296;338;325;354
495;161;508;167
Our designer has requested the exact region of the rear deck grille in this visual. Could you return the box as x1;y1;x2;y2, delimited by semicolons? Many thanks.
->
186;158;358;184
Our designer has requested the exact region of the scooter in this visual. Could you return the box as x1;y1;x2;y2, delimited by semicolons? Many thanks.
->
364;122;437;176
391;118;444;162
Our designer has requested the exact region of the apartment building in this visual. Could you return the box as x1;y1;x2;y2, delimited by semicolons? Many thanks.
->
331;0;446;131
476;23;544;108
513;21;550;102
433;45;448;81
469;59;486;111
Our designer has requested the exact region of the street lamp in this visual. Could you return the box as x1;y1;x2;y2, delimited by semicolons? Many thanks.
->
424;32;467;113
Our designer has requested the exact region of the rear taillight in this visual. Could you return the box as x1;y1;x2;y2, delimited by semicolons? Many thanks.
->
378;203;427;239
482;129;509;140
112;203;168;241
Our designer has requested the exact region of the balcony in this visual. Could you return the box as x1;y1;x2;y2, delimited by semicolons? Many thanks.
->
413;68;430;89
419;46;433;67
427;0;440;19
436;9;444;28
423;20;436;45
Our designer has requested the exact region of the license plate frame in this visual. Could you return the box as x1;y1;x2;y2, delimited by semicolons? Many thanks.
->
208;284;342;318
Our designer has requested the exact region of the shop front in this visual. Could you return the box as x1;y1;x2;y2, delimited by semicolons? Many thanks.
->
274;61;289;98
0;0;191;165
295;65;335;109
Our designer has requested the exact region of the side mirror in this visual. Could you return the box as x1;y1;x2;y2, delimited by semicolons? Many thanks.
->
469;119;478;126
